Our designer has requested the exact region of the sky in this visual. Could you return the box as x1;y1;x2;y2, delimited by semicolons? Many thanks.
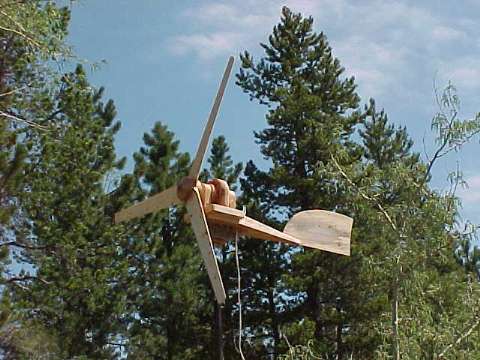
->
65;0;479;225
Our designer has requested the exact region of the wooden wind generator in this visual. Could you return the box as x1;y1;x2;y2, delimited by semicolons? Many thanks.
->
114;56;353;305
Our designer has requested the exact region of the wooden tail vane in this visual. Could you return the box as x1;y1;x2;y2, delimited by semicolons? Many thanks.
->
115;56;353;305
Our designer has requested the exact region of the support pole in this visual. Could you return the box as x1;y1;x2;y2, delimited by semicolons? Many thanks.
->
215;303;224;360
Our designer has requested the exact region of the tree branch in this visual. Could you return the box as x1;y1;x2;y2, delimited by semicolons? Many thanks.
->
0;241;46;250
4;275;51;285
0;110;49;130
437;316;480;359
330;154;398;232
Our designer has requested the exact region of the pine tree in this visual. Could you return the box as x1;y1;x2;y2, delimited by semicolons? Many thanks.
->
236;6;366;356
0;2;75;356
118;122;207;359
0;0;70;279
13;65;128;358
360;99;416;169
120;133;242;359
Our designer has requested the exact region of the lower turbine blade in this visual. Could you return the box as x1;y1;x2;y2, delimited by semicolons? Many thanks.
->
186;187;226;304
114;185;180;223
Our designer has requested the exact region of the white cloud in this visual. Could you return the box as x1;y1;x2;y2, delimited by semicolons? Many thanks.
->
458;175;480;204
438;57;480;90
166;0;478;99
432;26;465;41
168;32;244;60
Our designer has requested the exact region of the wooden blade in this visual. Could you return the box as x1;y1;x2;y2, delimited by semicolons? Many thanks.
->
114;185;180;223
186;188;226;304
284;210;352;256
188;56;234;179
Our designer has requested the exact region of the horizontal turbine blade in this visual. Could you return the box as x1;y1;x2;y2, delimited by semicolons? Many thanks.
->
186;187;226;304
114;185;180;223
189;56;234;180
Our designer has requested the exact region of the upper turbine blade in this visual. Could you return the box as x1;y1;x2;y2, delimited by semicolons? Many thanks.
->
188;56;234;179
114;185;180;223
186;187;226;304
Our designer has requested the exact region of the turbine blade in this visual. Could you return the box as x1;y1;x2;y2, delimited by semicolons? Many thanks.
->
186;187;226;304
189;56;234;179
114;185;180;223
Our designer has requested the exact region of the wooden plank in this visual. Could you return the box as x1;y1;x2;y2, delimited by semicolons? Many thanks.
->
186;188;226;304
114;185;179;223
205;203;245;223
204;204;298;245
189;56;234;179
209;224;234;247
284;210;352;256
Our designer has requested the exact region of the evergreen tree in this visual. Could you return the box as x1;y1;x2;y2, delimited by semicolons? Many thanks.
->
13;65;128;359
360;99;417;169
0;2;74;356
236;6;366;356
118;122;207;359
237;6;480;359
120;133;242;359
0;0;70;278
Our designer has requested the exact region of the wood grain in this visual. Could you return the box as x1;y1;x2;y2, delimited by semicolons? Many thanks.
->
189;56;234;179
186;188;226;304
205;204;352;255
114;185;180;223
284;210;352;256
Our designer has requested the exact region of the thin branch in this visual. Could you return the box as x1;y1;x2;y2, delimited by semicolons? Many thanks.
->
0;110;49;131
425;116;454;181
437;316;480;359
0;85;28;97
422;130;430;163
106;341;127;348
0;24;41;48
5;275;51;285
330;154;398;232
0;241;46;250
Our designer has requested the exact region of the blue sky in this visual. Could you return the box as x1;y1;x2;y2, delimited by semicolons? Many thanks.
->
66;0;479;224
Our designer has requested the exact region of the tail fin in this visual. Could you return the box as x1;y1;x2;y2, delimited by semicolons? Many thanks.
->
283;210;352;256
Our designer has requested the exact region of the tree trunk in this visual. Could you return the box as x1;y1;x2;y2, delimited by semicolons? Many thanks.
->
391;261;400;360
268;289;280;358
335;297;343;360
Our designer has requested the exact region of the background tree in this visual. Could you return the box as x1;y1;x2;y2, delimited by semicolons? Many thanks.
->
236;6;368;357
119;131;242;360
237;6;480;359
12;66;128;359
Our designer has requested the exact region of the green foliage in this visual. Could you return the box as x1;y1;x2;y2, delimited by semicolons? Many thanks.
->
238;6;480;360
118;131;243;359
2;2;480;359
13;66;127;359
118;122;210;359
237;6;371;357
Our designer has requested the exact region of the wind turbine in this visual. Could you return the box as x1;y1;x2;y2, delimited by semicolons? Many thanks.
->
115;56;353;305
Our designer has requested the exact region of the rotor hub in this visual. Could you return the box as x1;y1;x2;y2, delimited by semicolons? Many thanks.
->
176;176;236;208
